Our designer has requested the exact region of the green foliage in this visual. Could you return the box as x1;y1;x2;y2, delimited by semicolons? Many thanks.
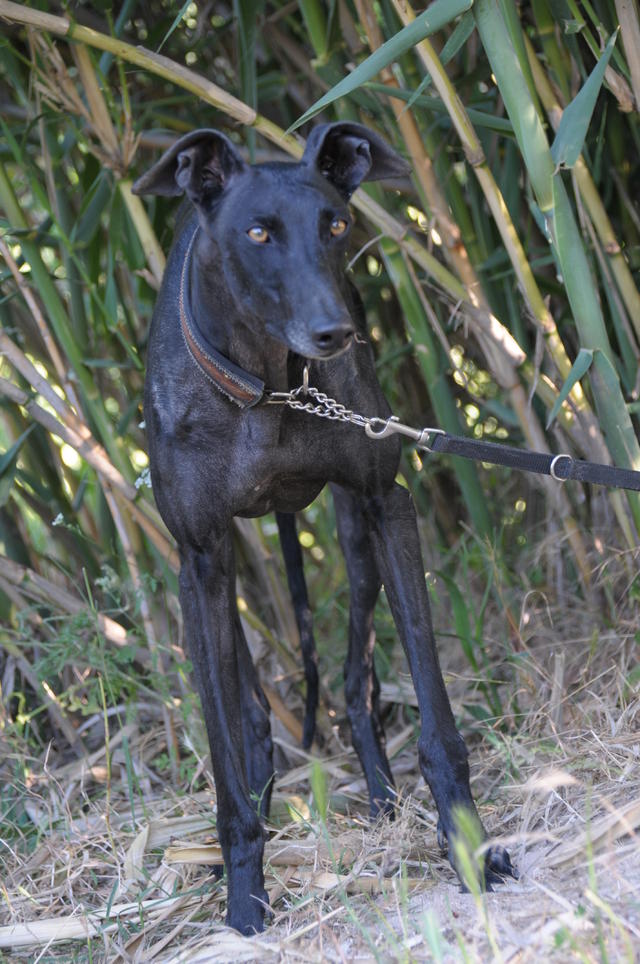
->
0;0;639;774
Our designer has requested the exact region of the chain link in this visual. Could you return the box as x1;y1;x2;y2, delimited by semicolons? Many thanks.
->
266;371;445;449
279;385;370;429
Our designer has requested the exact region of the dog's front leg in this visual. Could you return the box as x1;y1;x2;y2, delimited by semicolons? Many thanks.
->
364;483;516;887
179;536;269;934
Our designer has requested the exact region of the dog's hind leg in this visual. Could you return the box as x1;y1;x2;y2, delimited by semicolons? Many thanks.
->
331;484;396;817
362;482;516;887
179;536;268;934
233;611;274;819
276;511;319;749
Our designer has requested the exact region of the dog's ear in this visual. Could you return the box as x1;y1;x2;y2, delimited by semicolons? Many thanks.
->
302;122;410;199
131;129;246;203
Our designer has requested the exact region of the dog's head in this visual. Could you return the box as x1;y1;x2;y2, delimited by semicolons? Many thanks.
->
132;123;409;359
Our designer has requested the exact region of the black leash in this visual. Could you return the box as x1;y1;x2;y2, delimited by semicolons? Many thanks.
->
267;371;640;493
428;432;640;492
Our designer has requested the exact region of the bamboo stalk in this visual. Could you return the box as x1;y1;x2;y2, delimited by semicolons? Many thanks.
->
524;32;640;345
0;160;134;479
353;3;590;567
616;0;640;110
388;1;588;392
102;483;180;783
0;552;131;649
0;0;556;405
0;623;86;751
69;43;166;286
0;234;79;411
387;0;619;510
475;0;640;535
0;374;176;562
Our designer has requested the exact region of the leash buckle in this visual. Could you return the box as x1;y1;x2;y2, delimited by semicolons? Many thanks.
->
417;427;446;452
549;453;573;482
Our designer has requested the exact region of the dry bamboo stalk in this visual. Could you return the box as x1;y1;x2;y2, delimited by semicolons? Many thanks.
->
0;371;175;559
67;43;166;286
353;0;497;333
0;893;201;948
0;0;520;327
119;180;166;286
0;552;134;650
616;0;640;110
0;375;138;498
72;43;120;156
0;326;90;441
352;2;591;581
0;237;76;404
103;484;180;783
0;612;86;751
546;797;640;867
262;683;304;745
388;1;601;432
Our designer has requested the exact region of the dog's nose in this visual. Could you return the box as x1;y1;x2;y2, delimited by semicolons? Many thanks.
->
311;322;354;355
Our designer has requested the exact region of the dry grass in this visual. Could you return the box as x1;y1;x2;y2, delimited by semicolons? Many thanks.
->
1;541;639;964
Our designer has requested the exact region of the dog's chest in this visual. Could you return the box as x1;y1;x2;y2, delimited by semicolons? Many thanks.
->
225;410;385;514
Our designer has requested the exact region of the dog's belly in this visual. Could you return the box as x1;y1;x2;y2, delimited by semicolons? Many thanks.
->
236;477;325;518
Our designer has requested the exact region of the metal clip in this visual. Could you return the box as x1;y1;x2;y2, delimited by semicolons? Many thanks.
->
364;416;402;439
302;363;310;395
365;417;445;448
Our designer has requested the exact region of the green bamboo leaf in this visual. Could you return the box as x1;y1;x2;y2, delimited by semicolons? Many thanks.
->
157;0;192;54
551;31;618;169
546;348;594;429
299;0;329;63
551;175;612;359
288;0;473;131
591;350;640;473
365;83;514;133
440;9;476;63
0;424;36;507
438;573;478;671
234;0;265;160
402;11;475;111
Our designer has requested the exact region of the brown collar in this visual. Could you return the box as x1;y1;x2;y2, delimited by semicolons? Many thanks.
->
179;227;265;408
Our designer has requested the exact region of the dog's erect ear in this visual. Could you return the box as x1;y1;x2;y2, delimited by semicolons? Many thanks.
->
302;122;410;199
131;129;246;203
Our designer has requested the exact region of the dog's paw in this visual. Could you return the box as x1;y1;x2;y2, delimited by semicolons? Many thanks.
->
484;844;518;886
437;816;517;892
226;888;270;935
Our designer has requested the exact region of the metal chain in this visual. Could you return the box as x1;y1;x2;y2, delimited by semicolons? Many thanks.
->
266;369;445;449
264;368;640;493
272;384;370;429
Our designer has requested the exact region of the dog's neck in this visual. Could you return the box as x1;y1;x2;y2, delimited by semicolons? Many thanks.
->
189;231;292;393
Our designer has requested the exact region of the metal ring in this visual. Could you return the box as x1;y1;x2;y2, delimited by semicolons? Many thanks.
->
549;453;573;482
417;428;446;452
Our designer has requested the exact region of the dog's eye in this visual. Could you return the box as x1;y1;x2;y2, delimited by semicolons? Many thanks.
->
247;226;269;243
330;217;348;237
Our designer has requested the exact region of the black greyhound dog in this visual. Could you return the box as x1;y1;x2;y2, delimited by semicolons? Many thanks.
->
132;122;515;935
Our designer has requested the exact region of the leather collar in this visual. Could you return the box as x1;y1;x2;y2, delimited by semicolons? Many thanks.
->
179;227;265;408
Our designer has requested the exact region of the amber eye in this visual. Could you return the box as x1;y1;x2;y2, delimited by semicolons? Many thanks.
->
330;217;348;237
247;225;269;243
